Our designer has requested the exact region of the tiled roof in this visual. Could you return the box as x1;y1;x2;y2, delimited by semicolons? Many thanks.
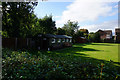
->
45;34;72;38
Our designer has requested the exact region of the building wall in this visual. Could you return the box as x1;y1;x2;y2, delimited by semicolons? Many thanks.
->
115;28;120;43
98;30;112;40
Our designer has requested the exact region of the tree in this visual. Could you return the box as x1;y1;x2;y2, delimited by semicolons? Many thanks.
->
56;28;66;35
37;15;56;34
62;20;80;43
80;29;89;38
88;32;95;42
2;2;38;37
88;32;101;42
73;30;84;43
94;32;101;42
62;20;79;36
75;31;84;37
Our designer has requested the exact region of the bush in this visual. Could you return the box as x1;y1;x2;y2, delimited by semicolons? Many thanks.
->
2;48;120;80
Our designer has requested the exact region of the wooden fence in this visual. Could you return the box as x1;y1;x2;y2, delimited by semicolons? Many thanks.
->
2;38;35;49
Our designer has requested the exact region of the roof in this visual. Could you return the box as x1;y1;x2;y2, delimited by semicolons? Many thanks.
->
45;34;72;38
104;30;112;33
98;30;112;35
115;28;120;32
80;37;86;39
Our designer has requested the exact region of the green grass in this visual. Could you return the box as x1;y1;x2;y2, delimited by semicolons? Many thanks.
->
73;43;119;62
2;43;120;79
42;43;119;66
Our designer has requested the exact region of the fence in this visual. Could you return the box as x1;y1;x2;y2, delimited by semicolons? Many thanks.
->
2;38;35;49
103;39;114;43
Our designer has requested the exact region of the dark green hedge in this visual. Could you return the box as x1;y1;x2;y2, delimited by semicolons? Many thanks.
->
2;48;120;80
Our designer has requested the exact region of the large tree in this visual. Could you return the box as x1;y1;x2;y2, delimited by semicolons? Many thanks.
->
37;15;56;34
56;27;66;35
62;20;80;43
2;2;38;37
62;20;79;36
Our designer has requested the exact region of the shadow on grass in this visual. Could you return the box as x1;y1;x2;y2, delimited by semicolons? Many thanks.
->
90;43;117;46
27;43;120;68
74;43;117;47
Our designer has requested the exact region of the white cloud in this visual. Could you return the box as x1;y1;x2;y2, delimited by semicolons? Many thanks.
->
56;0;118;32
114;5;118;8
108;10;118;16
41;0;119;2
80;20;118;33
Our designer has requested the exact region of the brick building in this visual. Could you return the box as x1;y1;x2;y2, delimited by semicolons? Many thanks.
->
115;28;120;43
97;30;112;40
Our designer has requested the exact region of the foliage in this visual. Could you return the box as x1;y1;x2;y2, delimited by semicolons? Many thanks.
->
79;29;89;38
1;31;9;38
62;20;80;43
88;32;101;42
2;43;120;79
62;20;79;36
2;2;56;37
37;15;56;34
2;2;38;37
56;28;66;35
80;29;89;34
73;31;84;43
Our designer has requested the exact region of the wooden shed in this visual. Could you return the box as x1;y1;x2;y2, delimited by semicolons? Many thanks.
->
36;34;72;50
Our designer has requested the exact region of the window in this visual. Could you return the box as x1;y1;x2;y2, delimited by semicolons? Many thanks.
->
62;39;65;42
66;39;69;42
58;39;61;43
70;39;72;42
43;38;47;40
106;35;111;39
51;38;55;43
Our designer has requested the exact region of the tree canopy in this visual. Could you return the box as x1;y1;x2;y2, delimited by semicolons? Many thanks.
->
37;15;56;34
2;2;38;37
88;32;101;42
56;27;66;35
62;20;79;36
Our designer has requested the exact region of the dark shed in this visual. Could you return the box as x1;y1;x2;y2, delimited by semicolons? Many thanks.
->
37;34;72;50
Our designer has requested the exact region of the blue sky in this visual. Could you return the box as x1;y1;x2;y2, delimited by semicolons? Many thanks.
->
34;0;118;33
34;2;72;19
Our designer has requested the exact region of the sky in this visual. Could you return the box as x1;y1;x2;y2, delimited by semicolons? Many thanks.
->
34;0;119;34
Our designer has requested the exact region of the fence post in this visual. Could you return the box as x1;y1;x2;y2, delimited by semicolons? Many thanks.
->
27;38;28;46
15;38;17;49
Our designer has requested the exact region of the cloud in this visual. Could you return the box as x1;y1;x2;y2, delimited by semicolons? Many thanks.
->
80;20;118;33
114;5;118;8
42;0;119;2
56;0;118;29
108;10;118;16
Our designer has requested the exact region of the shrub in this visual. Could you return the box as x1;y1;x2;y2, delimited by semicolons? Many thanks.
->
2;48;120;80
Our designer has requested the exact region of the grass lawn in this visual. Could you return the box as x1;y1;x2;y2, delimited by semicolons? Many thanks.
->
2;43;120;79
43;43;119;66
73;43;119;62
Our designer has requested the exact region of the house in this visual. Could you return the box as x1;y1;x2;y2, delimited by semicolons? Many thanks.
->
115;28;120;43
36;34;72;50
97;30;112;40
75;37;87;43
80;29;89;34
